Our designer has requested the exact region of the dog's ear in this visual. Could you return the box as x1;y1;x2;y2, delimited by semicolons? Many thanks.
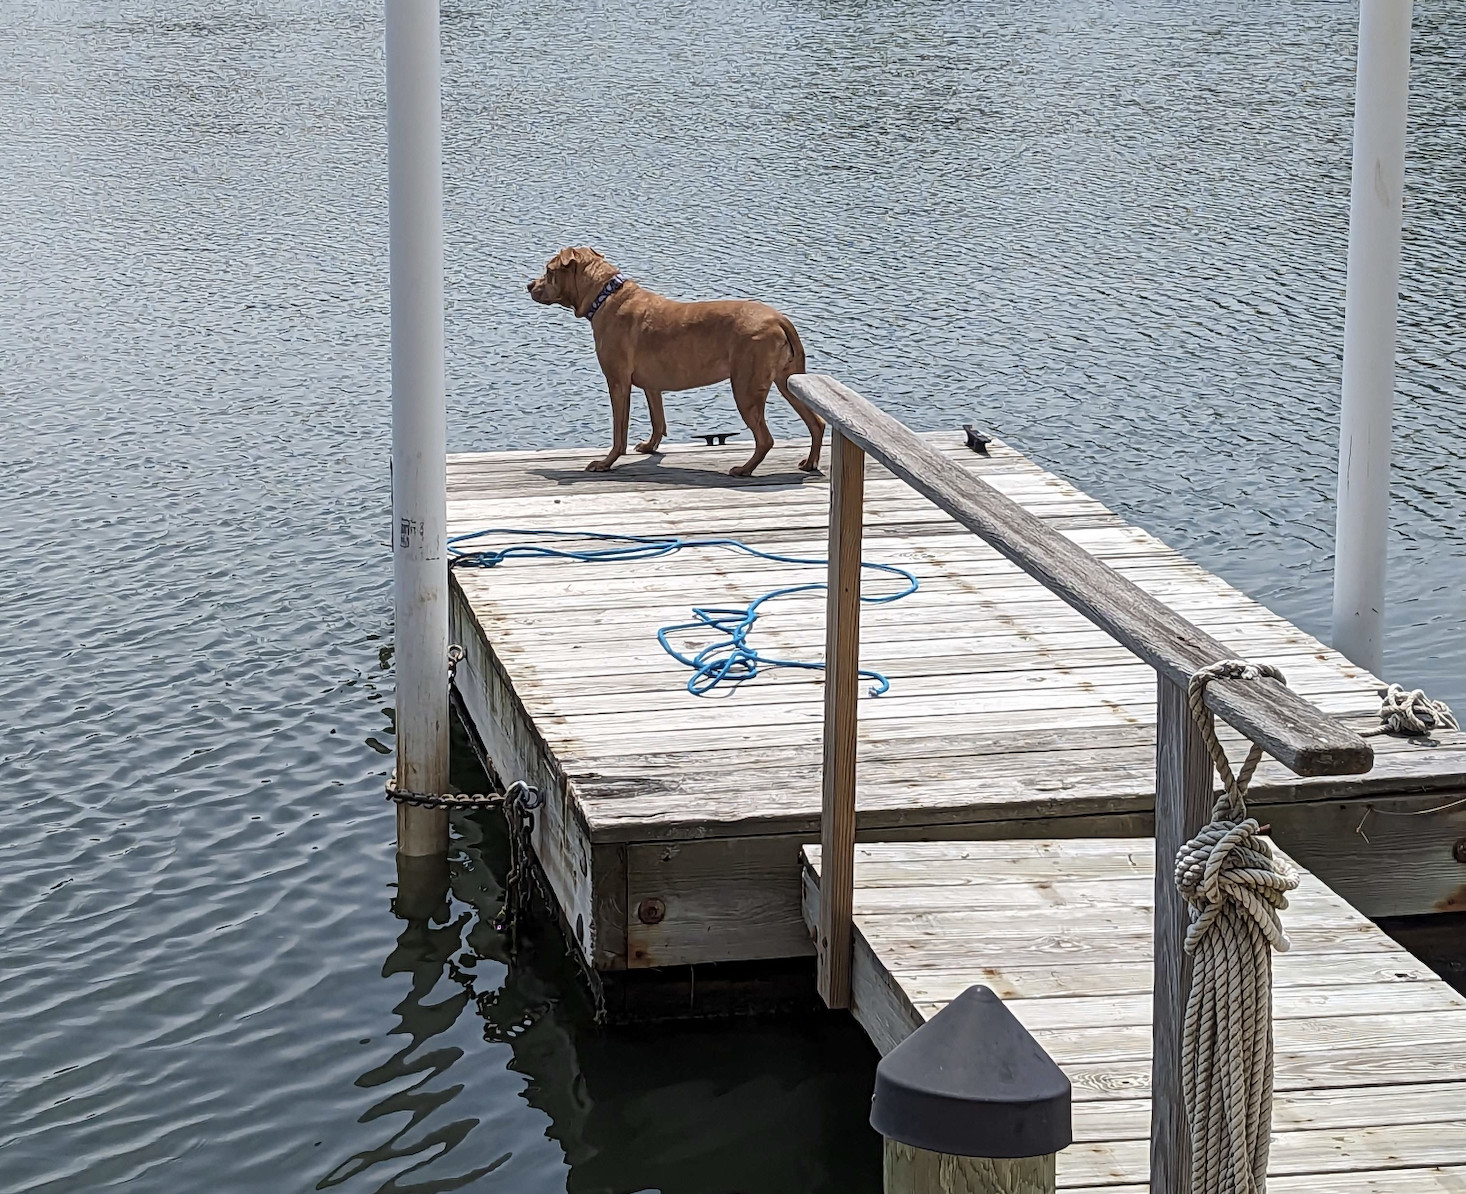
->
548;247;577;273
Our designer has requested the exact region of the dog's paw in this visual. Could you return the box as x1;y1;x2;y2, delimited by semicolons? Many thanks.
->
797;456;821;473
634;441;660;454
727;465;754;478
585;458;613;472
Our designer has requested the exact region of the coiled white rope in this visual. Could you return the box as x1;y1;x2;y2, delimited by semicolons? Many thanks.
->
1365;683;1459;737
1174;660;1301;1194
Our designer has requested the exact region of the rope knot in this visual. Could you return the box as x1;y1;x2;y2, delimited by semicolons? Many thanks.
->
1174;815;1298;955
1372;683;1459;737
1175;658;1301;1193
1178;660;1300;954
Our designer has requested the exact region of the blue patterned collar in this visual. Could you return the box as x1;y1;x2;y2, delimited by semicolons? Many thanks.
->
583;273;626;321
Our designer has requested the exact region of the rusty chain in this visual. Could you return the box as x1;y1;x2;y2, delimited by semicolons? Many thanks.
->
384;644;507;810
494;780;543;946
383;644;548;953
381;645;551;962
384;780;506;810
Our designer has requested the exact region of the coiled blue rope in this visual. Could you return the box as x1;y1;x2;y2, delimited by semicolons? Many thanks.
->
447;527;919;696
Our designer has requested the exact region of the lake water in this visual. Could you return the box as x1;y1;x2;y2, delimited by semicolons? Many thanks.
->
2;1;1462;1191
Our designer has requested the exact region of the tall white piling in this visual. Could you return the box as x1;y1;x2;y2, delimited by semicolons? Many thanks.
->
387;0;449;856
1333;0;1413;676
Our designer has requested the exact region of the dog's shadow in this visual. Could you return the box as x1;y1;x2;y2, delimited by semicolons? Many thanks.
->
530;453;823;491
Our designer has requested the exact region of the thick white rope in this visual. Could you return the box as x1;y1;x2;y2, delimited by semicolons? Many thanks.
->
1364;683;1458;737
1174;660;1300;1194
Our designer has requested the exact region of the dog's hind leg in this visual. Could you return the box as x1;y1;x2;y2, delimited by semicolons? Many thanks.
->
635;389;666;454
729;366;775;477
776;379;825;472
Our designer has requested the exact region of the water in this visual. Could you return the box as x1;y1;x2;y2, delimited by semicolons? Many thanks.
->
1;1;1462;1190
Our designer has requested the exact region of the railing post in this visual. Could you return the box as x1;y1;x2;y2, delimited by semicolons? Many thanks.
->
817;429;865;1009
873;986;1071;1194
1151;674;1213;1192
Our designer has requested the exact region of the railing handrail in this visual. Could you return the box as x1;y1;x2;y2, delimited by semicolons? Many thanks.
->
789;373;1373;780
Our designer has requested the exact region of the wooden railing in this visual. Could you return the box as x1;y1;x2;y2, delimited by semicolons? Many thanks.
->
787;374;1374;1191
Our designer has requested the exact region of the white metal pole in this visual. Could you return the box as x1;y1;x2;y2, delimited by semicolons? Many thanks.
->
1333;0;1413;676
387;0;449;856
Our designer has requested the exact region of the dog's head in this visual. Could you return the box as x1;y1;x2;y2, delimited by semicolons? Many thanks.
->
527;246;609;309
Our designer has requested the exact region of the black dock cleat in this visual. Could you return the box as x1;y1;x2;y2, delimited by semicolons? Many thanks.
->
963;424;992;455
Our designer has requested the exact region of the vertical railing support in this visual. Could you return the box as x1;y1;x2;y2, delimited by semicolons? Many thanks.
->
1150;674;1213;1192
872;986;1070;1194
882;1143;1054;1194
386;0;450;857
817;429;865;1009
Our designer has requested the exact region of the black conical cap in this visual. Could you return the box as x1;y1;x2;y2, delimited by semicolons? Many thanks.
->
870;985;1072;1158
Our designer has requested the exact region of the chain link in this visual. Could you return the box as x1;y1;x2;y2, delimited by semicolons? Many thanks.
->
384;643;506;810
494;780;543;945
385;644;548;961
384;777;506;810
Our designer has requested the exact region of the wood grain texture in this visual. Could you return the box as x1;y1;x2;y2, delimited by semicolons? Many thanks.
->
627;834;813;966
396;802;448;857
884;1140;1057;1194
803;839;1466;1191
589;842;627;970
626;813;1153;970
448;586;598;968
787;374;1372;778
445;433;1464;969
1149;676;1211;1194
1099;1172;1466;1194
817;430;865;1009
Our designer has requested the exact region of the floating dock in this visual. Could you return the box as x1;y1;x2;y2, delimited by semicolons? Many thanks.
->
446;431;1466;975
802;838;1466;1190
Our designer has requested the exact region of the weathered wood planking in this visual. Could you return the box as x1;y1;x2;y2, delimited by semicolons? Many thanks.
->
1149;676;1213;1192
817;431;866;1009
445;435;1466;970
792;376;1372;776
801;840;1466;1191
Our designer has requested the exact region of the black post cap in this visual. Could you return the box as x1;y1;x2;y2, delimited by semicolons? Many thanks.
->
870;985;1072;1159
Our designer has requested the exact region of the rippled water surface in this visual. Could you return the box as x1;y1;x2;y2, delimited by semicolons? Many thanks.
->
2;1;1463;1190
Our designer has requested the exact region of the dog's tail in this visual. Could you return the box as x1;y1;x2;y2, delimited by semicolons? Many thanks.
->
778;316;807;376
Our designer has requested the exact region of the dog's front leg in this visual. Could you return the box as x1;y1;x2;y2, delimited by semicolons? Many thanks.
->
586;376;633;472
635;389;666;454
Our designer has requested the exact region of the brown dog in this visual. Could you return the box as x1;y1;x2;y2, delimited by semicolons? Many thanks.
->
527;247;823;476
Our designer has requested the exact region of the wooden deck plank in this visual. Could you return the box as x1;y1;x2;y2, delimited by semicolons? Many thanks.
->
1071;1085;1466;1140
801;839;1466;1190
1100;1173;1466;1194
445;433;1466;969
1062;1121;1466;1186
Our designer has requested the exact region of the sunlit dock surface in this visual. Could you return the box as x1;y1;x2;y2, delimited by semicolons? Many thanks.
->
445;433;1465;975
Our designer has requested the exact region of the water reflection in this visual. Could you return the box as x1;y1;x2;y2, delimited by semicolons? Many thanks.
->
321;728;880;1194
539;1018;882;1194
322;903;501;1192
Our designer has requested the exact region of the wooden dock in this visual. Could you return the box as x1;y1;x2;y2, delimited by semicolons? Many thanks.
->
446;431;1465;974
801;838;1466;1191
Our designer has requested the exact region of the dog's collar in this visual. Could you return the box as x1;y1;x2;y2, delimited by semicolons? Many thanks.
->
583;273;626;321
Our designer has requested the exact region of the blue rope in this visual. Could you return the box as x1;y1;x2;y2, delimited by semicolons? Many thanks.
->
447;527;919;696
